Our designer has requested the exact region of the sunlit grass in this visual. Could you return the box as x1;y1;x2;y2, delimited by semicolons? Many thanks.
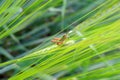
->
0;0;120;80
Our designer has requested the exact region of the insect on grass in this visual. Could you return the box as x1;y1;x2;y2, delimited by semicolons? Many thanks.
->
51;34;67;45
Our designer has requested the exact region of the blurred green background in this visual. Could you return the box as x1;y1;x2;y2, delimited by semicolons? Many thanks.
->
0;0;95;63
1;0;120;80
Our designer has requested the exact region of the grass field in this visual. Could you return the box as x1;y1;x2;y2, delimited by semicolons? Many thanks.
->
0;0;120;80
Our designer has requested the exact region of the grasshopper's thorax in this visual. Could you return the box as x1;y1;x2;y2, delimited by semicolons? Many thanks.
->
59;34;67;42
